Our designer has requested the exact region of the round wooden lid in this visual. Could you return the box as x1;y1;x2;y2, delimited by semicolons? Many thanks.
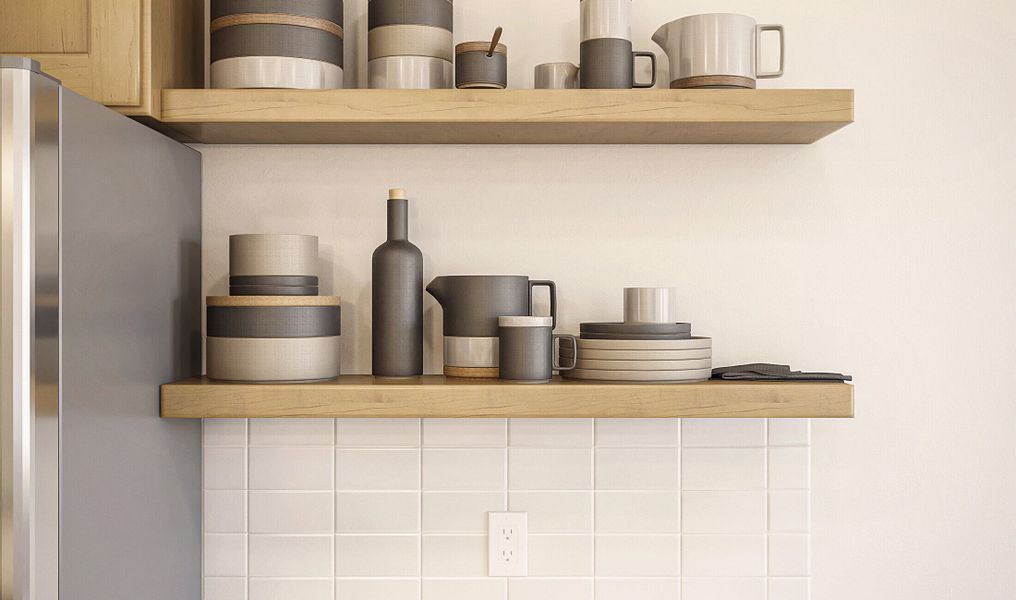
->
455;41;507;55
207;295;341;307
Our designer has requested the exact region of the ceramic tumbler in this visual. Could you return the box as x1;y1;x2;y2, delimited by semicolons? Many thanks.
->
623;287;677;324
498;316;577;383
535;62;580;89
652;13;785;89
455;42;508;89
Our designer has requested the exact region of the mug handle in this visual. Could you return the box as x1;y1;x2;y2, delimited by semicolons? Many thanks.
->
553;334;578;372
632;51;657;88
530;280;557;329
756;24;785;78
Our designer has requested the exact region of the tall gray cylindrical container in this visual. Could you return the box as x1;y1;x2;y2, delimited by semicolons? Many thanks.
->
372;188;424;377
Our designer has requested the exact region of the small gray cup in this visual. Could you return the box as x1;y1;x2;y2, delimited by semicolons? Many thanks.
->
498;316;577;383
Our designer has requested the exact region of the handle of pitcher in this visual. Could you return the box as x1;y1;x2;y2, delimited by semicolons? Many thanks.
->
530;280;557;329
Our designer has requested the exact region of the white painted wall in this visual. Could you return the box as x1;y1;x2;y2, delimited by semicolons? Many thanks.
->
199;0;1016;597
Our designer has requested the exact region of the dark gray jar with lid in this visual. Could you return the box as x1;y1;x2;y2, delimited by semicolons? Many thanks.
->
372;188;424;377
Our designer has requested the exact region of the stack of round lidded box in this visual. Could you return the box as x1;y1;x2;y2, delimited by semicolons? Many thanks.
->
210;0;345;89
206;235;342;382
368;0;453;88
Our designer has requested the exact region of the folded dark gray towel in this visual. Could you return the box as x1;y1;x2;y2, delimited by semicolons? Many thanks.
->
712;363;852;382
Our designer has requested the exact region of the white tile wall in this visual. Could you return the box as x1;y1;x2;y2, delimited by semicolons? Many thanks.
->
202;419;811;599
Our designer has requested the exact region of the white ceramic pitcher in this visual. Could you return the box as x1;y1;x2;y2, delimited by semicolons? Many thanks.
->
652;13;784;89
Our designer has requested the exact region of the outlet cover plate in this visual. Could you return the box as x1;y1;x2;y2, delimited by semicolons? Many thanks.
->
488;512;528;577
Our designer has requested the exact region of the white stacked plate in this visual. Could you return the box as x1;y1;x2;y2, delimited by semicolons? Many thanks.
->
560;336;712;383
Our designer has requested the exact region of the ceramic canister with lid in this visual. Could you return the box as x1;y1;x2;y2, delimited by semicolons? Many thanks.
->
368;0;454;89
455;41;507;89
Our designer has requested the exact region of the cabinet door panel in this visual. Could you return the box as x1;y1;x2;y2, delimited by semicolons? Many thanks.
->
0;0;89;53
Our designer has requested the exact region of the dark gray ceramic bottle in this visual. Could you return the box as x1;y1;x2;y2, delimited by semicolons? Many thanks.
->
372;188;424;377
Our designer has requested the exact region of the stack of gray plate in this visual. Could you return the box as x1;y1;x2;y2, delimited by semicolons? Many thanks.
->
210;0;345;89
206;234;341;382
368;0;453;88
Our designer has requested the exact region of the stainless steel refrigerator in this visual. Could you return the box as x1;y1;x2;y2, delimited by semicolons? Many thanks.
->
1;57;202;599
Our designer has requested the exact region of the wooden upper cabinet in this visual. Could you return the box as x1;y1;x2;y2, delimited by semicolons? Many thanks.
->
0;0;202;118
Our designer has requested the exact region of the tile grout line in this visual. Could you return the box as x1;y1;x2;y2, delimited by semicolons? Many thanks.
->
591;418;597;600
418;419;424;600
332;418;337;600
764;418;770;600
677;418;682;591
245;418;250;600
504;419;510;600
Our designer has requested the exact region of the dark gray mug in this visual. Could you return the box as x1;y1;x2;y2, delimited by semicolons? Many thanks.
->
579;38;656;89
498;316;577;383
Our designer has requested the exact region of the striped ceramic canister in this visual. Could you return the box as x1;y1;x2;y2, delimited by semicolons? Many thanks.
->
210;0;345;89
368;0;454;89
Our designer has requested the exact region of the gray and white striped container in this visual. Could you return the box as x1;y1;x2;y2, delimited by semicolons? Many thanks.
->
368;0;453;89
210;0;345;89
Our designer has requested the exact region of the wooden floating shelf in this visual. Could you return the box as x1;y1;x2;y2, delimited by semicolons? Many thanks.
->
158;88;854;144
160;376;854;419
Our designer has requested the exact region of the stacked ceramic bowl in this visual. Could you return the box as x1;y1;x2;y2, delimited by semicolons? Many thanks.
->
206;235;342;382
368;0;453;88
210;0;344;89
561;288;712;383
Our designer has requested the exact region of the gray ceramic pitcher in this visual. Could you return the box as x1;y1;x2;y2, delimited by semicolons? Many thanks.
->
426;275;557;337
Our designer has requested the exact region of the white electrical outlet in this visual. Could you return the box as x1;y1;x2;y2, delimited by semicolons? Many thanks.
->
488;512;528;577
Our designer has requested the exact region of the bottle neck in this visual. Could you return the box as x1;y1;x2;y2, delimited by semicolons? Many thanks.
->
387;198;409;240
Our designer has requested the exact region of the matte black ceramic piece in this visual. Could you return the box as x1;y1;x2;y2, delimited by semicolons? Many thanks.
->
580;332;693;340
229;285;319;296
579;38;656;89
580;322;691;335
498;318;576;383
455;50;507;89
369;0;453;31
230;275;319;287
372;192;424;377
212;0;344;26
207;306;341;338
212;24;345;66
426;276;557;338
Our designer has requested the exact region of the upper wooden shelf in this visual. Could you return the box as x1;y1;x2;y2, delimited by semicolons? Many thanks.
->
157;88;854;144
160;376;854;419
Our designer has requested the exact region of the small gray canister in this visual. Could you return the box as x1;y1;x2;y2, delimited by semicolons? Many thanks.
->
498;316;577;383
455;40;508;89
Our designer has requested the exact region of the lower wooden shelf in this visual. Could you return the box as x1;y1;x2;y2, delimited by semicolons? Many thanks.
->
160;376;853;419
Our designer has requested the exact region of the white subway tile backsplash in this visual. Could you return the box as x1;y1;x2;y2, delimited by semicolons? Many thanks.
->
337;491;420;533
682;578;765;600
203;447;246;490
248;579;331;600
595;534;681;576
422;579;505;600
681;491;766;534
203;534;246;577
248;535;332;577
202;417;812;598
769;534;810;576
335;449;419;490
424;419;506;446
335;579;420;600
203;577;247;600
769;491;810;533
421;535;488;577
681;448;766;490
335;535;420;577
768;447;811;490
510;419;593;447
682;535;766;577
595;578;680;600
595;491;680;533
203;419;247;446
249;419;334;446
248;491;333;533
249;447;332;490
423;491;505;533
681;419;766;447
767;419;811;446
203;490;246;533
768;578;810;600
423;449;505;491
595;448;680;490
528;535;593;577
509;491;592;533
335;419;420;447
594;419;680;447
509;578;593;600
509;449;592;490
